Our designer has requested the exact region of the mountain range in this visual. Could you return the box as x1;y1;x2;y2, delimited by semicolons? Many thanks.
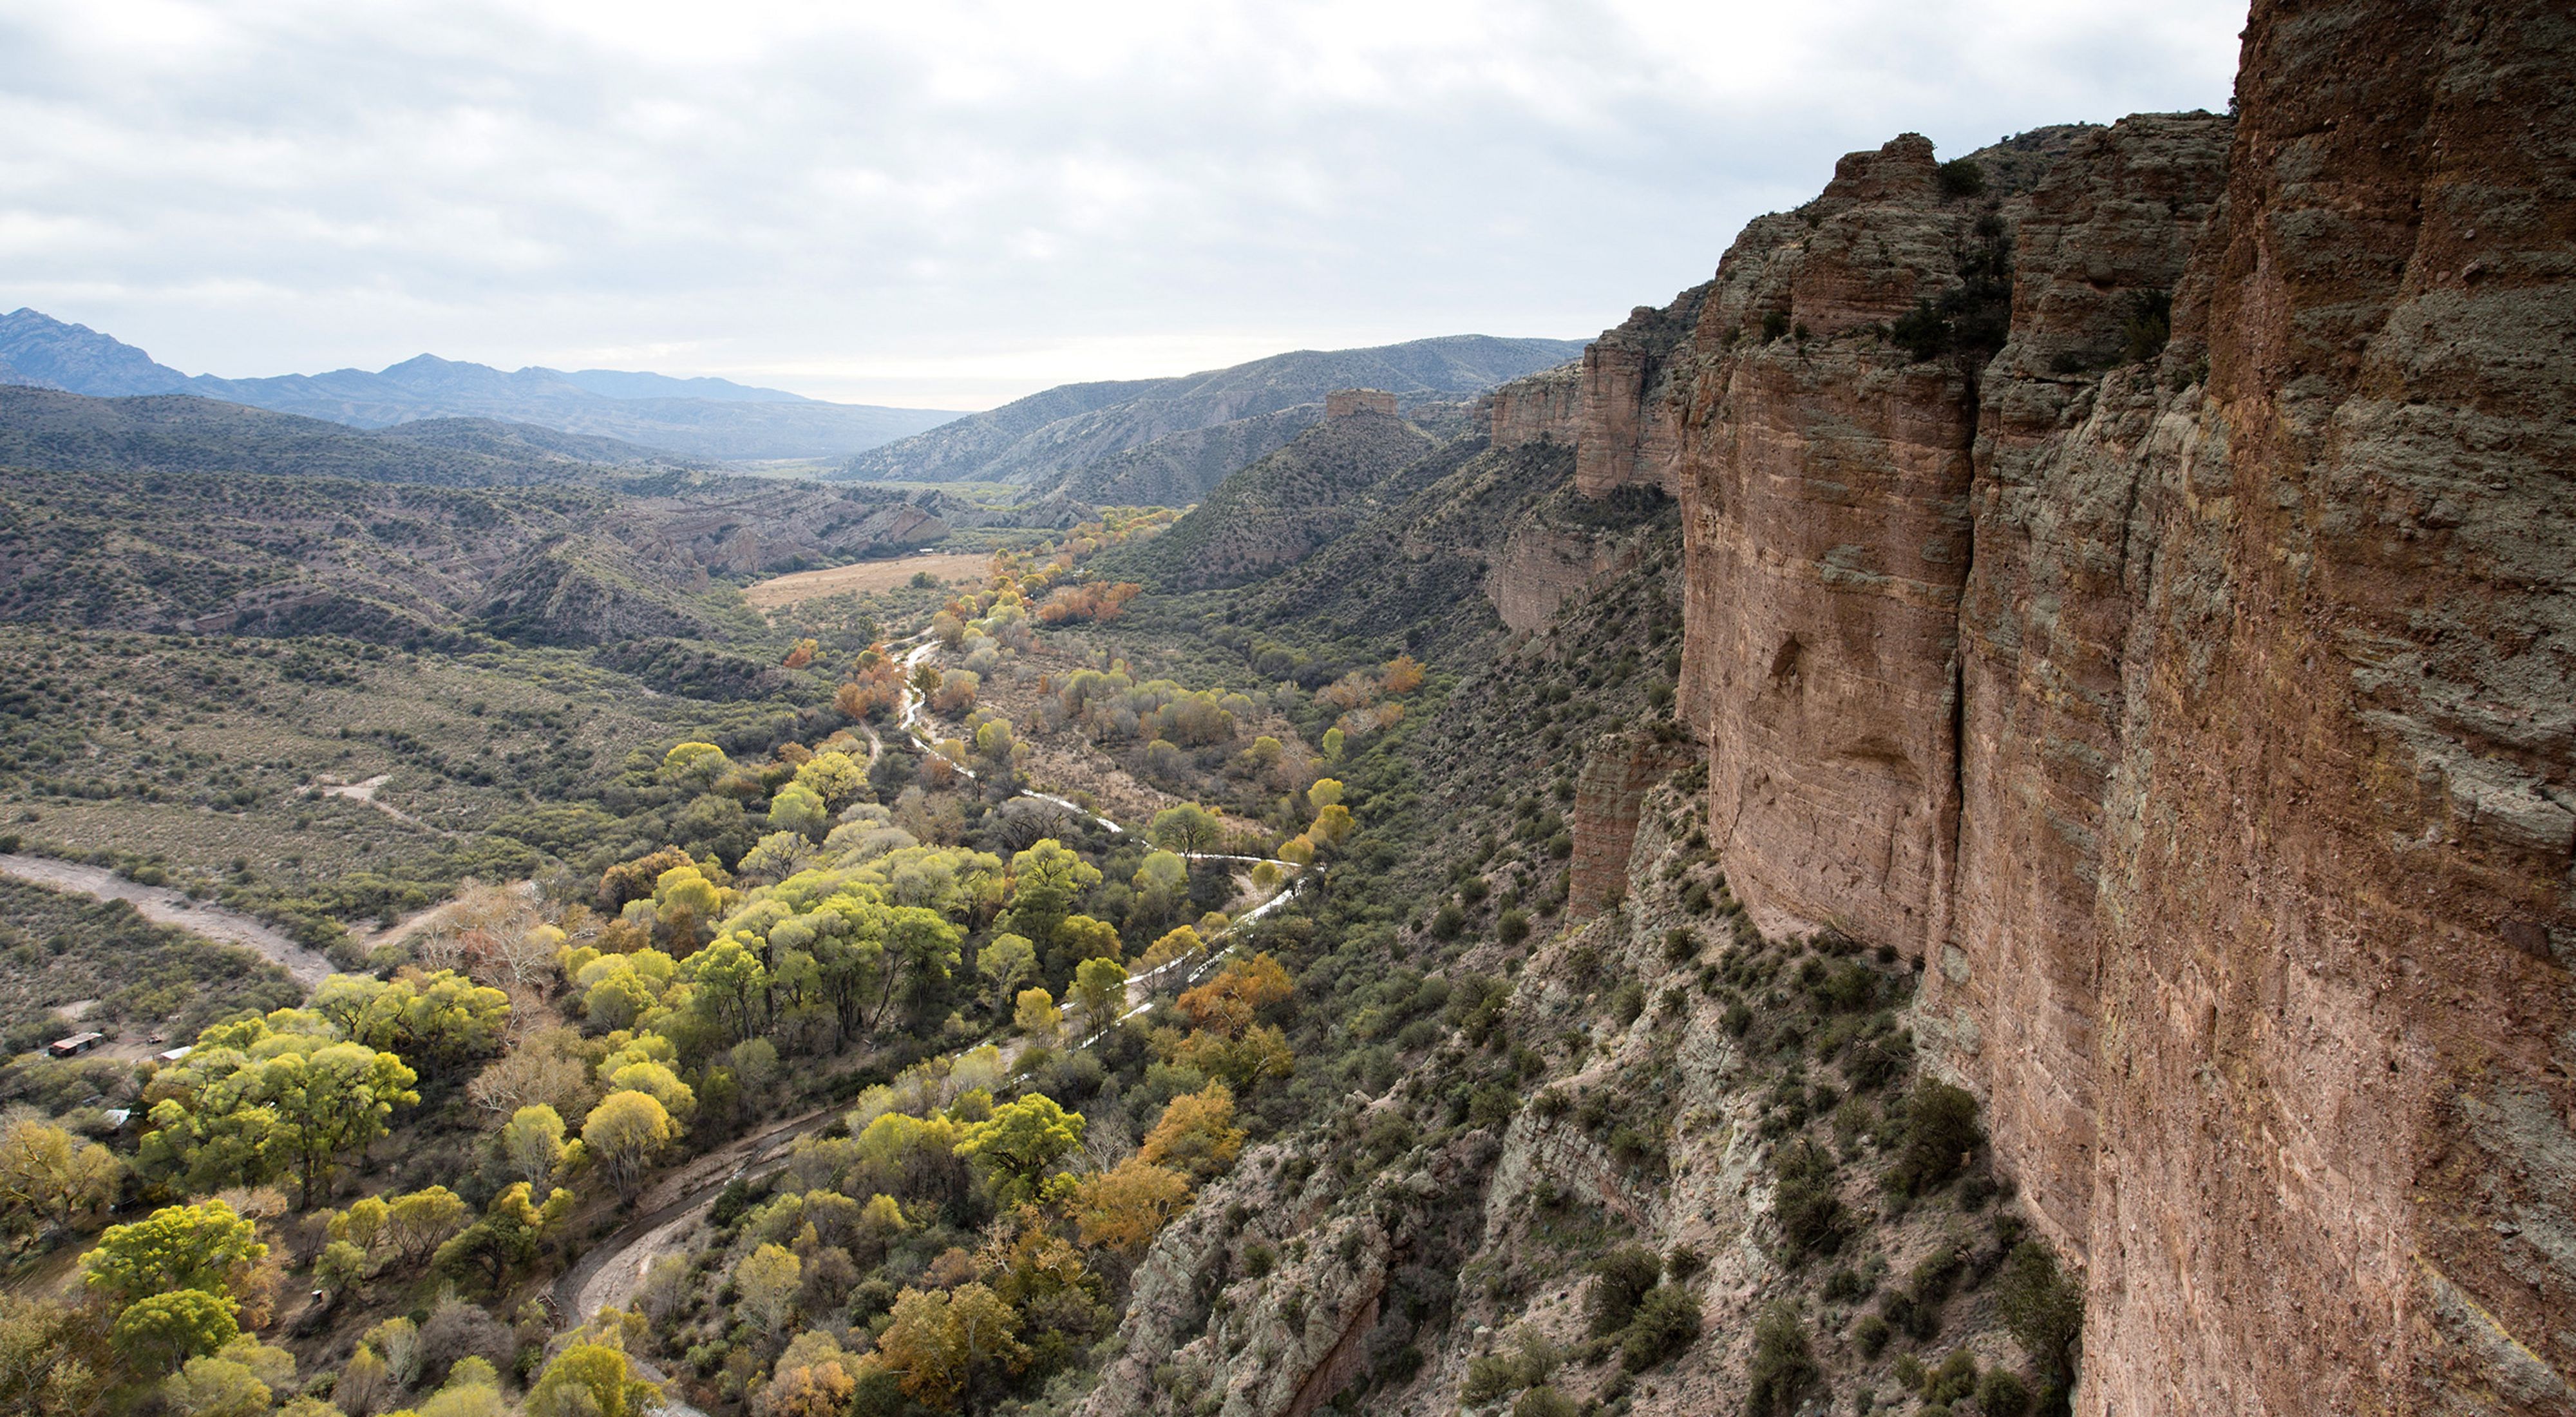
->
831;332;1585;500
0;307;958;462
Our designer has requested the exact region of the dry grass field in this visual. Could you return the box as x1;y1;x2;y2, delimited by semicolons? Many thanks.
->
743;550;994;609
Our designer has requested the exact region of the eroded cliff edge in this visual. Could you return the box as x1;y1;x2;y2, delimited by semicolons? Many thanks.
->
1580;1;2575;1411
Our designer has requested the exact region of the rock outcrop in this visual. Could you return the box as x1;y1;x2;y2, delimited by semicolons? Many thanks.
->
1486;362;1583;450
1560;1;2575;1410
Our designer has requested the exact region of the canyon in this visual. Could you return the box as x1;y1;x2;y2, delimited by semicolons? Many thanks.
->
1515;0;2573;1411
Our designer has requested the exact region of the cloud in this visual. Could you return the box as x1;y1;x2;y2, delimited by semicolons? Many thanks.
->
0;0;2244;406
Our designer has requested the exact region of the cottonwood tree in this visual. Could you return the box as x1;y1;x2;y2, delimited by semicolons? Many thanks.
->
1148;803;1223;857
0;1119;118;1241
581;1090;675;1201
956;1094;1084;1207
1070;1157;1193;1255
500;1106;566;1190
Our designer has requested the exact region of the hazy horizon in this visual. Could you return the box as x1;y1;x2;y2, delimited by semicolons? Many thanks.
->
1;1;2244;412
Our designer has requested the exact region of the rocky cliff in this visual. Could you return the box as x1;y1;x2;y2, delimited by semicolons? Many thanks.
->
1562;1;2576;1411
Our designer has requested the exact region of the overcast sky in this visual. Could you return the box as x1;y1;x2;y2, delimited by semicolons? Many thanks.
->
0;1;2244;410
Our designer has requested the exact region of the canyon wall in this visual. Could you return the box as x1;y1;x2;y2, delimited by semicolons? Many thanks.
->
1577;1;2575;1410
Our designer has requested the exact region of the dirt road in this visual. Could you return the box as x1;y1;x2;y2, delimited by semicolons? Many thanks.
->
0;853;335;989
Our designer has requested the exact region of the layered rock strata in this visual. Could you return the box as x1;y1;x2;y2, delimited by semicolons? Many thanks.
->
1571;1;2575;1409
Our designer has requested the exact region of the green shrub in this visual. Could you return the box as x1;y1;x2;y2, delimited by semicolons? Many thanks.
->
1979;1367;2034;1417
1762;311;1791;343
1513;1387;1578;1417
1620;1286;1701;1370
1772;1140;1847;1263
1920;1348;1979;1403
1938;158;1987;197
1853;1313;1891;1357
1462;1355;1522;1403
1888;1078;1980;1195
1663;927;1698;963
1609;981;1646;1027
1587;1246;1663;1336
1998;1239;2084;1391
1743;1304;1816;1417
2121;289;2173;365
1497;909;1531;946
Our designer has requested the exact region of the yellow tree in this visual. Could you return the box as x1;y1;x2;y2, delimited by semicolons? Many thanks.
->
528;1344;659;1417
735;1242;801;1336
1070;1157;1193;1255
581;1090;676;1201
1140;1084;1246;1180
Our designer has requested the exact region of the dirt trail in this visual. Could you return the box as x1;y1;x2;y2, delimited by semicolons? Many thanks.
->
312;773;458;837
0;853;335;989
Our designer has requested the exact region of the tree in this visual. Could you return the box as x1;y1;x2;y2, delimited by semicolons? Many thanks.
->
793;750;869;809
1998;1240;2084;1392
82;1200;265;1310
687;937;768;1043
1014;987;1061;1040
582;1090;676;1200
415;1355;506;1417
138;1016;419;1201
1070;956;1130;1034
1148;803;1223;856
659;742;731;791
1070;1156;1192;1255
736;1242;802;1336
500;1106;567;1190
978;933;1037;1012
1321;726;1344;761
1139;924;1203;971
1168;1024;1294;1092
0;1294;99;1417
0;1119;118;1241
769;783;829;840
1309;803;1356;847
265;1040;422;1206
955;1094;1084;1206
381;1186;471;1268
1381;654;1425;694
1307;778;1345;815
759;1336;858;1417
527;1343;659;1417
162;1356;269;1416
1050;915;1122;986
1140;1084;1245;1180
434;1183;571;1293
869;1283;1028;1411
110;1289;240;1369
1177;953;1291;1034
997;840;1101;948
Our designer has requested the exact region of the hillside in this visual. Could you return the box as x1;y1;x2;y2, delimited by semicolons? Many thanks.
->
1099;406;1436;591
834;332;1583;493
0;309;960;461
0;386;639;488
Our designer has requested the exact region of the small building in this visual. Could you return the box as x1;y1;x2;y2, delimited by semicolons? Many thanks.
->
157;1045;193;1064
48;1032;104;1058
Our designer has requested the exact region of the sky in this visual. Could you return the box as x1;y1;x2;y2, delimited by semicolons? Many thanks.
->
0;1;2246;410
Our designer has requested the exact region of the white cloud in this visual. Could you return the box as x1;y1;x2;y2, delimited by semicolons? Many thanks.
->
0;0;2244;407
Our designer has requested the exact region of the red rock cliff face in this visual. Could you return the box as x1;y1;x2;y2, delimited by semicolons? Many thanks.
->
1584;2;2575;1410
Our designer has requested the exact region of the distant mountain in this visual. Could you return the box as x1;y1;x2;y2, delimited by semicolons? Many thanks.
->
0;308;961;461
366;417;695;467
552;368;810;403
833;333;1585;498
0;385;632;488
